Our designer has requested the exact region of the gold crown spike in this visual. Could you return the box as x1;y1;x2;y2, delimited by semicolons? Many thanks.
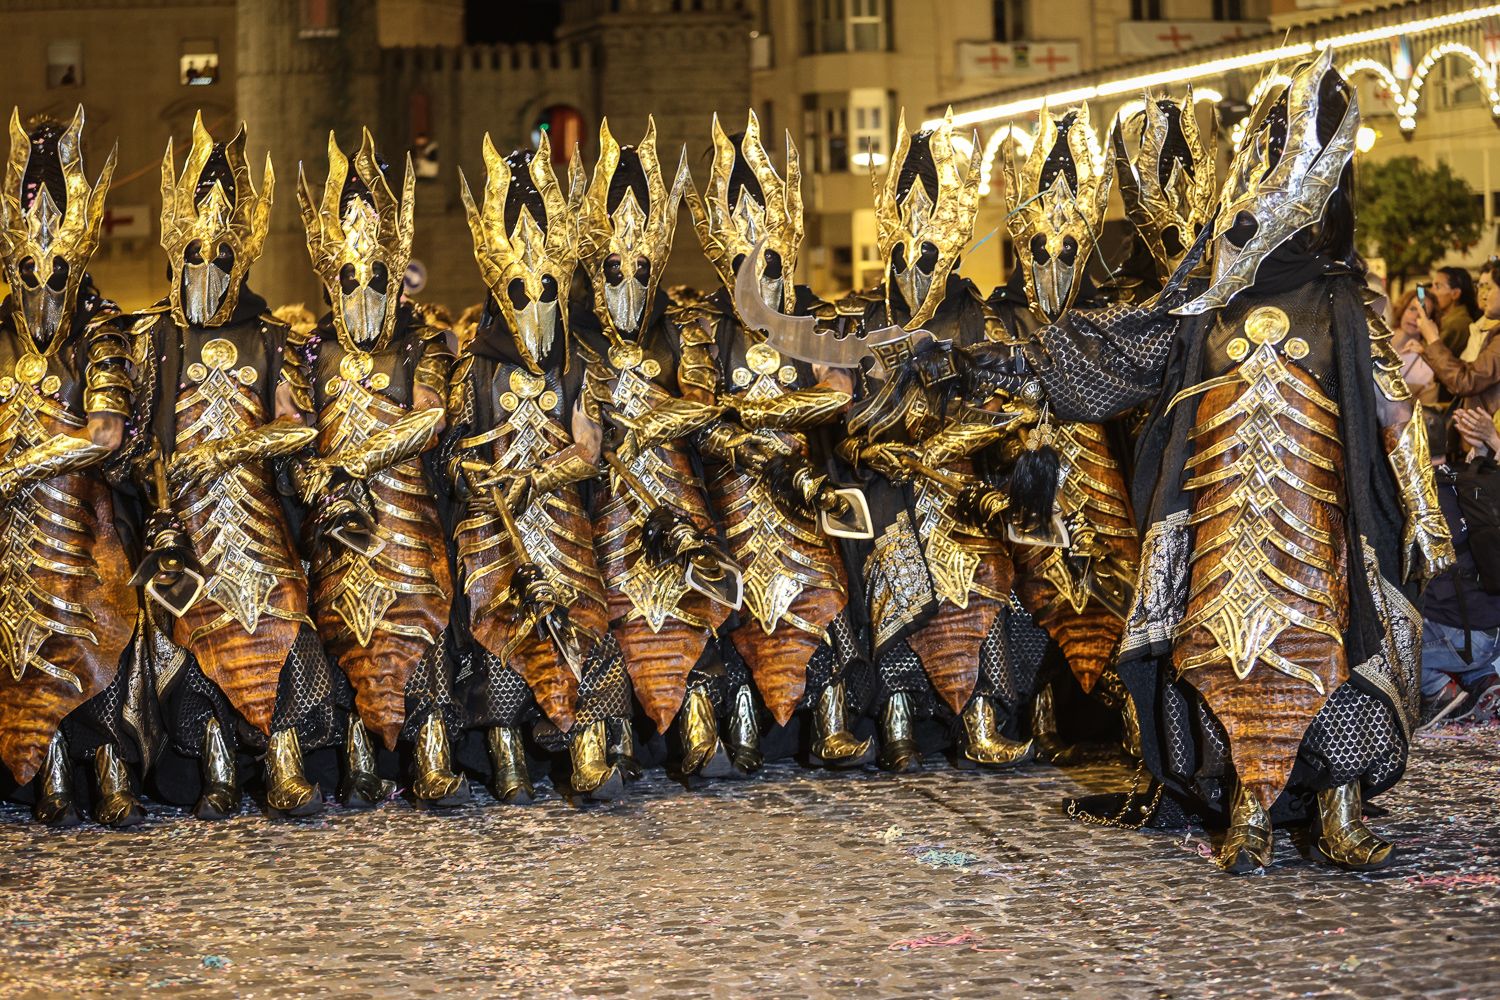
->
685;109;803;312
296;127;416;351
577;115;691;343
0;105;117;348
459;130;582;371
1110;89;1216;284
1003;101;1113;324
873;107;982;331
160;112;274;327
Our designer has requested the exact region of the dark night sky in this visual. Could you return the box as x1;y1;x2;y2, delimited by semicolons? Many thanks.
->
466;0;561;43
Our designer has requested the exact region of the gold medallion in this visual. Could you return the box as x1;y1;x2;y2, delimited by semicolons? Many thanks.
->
510;370;545;399
1226;338;1249;362
237;366;258;386
732;367;752;387
642;359;661;379
201;338;239;371
1284;337;1309;360
0;377;15;399
539;390;559;411
746;342;781;375
14;354;46;385
40;374;60;395
778;365;798;385
1245;306;1290;345
609;343;643;370
186;362;208;383
325;377;343;396
370;372;391;391
340;351;374;382
499;392;519;412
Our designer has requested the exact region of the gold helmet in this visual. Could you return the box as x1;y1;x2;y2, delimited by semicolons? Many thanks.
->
160;113;273;328
296;128;415;351
577;116;690;342
873;109;982;331
1003;103;1112;324
685;110;803;313
1110;91;1216;285
1177;50;1359;315
459;130;582;372
0;106;115;350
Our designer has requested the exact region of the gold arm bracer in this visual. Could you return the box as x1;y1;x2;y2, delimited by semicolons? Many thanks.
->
1385;403;1455;582
0;432;111;495
168;419;319;495
916;420;1008;466
735;386;851;431
618;397;726;455
280;323;315;415
677;314;719;399
83;318;136;418
333;406;445;479
1367;306;1412;404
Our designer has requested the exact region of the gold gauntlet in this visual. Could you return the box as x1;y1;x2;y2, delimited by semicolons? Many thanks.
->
618;397;725;455
168;420;318;494
529;447;599;494
0;432;111;496
1385;405;1455;582
734;387;851;431
917;421;1008;466
336;407;445;480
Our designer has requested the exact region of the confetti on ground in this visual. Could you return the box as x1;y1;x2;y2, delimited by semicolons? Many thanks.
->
0;726;1494;996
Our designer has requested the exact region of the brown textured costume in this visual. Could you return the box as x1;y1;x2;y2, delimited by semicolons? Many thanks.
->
0;109;136;787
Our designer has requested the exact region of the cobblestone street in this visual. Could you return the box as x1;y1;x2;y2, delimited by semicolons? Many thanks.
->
0;727;1496;999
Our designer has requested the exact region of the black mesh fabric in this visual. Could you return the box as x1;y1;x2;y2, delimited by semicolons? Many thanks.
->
401;632;461;739
574;634;631;730
1023;302;1179;423
461;645;537;730
270;625;343;750
164;657;236;757
61;648;142;763
873;640;938;717
1299;681;1405;791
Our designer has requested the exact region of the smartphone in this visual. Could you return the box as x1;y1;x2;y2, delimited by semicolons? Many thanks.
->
1416;285;1427;304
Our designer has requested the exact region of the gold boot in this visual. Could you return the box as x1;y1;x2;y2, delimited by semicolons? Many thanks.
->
608;719;643;780
1316;782;1394;871
725;684;763;774
1120;694;1143;763
676;684;732;779
338;715;394;809
194;717;240;821
485;727;533;804
810;681;874;768
92;743;144;829
266;728;323;817
32;731;79;828
1030;685;1080;765
877;691;921;773
570;720;624;801
411;715;470;807
960;696;1034;769
1217;782;1274;873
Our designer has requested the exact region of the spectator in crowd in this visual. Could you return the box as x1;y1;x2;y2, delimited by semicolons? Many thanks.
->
1417;407;1500;729
1416;267;1500;413
1391;287;1439;406
1430;266;1481;357
1462;260;1500;361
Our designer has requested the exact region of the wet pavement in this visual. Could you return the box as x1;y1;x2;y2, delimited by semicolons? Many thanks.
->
0;726;1496;999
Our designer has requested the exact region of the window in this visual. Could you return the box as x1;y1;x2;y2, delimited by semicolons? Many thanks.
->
804;90;887;175
532;105;585;166
800;0;886;54
46;40;82;88
1212;0;1243;19
993;1;1026;42
1130;0;1162;20
299;0;339;38
179;38;220;86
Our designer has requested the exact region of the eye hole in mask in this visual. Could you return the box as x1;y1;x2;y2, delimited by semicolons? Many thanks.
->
604;253;625;287
763;249;783;281
339;263;359;295
890;242;908;274
916;242;938;275
1059;236;1079;267
185;240;205;266
370;262;389;294
213;242;234;273
1226;211;1258;250
1161;226;1185;259
46;258;68;293
1030;234;1051;266
540;274;558;303
17;256;38;288
507;277;529;310
632;258;650;285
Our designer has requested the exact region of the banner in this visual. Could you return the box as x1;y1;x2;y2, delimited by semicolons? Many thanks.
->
1117;20;1264;57
957;40;1081;80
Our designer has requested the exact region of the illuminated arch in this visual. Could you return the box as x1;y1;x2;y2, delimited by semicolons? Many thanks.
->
1400;42;1500;131
977;124;1035;198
